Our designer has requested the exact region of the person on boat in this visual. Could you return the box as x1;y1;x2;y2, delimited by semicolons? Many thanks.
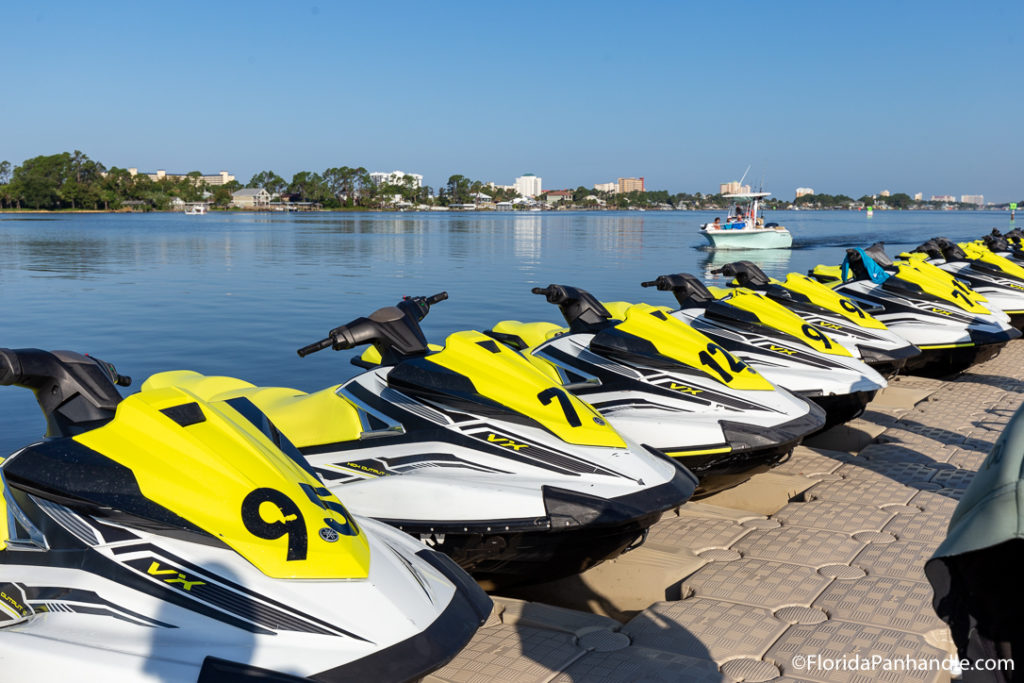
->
712;217;721;229
756;217;764;229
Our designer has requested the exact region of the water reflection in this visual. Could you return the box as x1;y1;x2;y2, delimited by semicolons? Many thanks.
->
513;215;543;263
699;247;793;283
0;209;1004;456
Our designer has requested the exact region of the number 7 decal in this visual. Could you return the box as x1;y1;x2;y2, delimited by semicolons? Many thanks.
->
537;387;582;427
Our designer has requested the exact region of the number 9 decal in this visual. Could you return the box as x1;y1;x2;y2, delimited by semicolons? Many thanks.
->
801;324;832;348
242;488;307;561
839;298;866;318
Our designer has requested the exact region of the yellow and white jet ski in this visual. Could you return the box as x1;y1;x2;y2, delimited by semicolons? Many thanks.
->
637;273;889;427
0;348;490;681
809;243;1020;376
485;284;826;484
712;260;921;376
144;294;696;588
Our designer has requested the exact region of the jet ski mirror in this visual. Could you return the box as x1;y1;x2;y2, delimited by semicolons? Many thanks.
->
0;348;128;437
640;273;715;308
297;292;447;366
531;285;613;333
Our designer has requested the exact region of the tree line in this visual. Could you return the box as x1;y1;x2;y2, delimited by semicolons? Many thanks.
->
1;151;1014;211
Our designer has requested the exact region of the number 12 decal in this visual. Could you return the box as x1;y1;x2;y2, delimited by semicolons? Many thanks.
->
698;343;750;383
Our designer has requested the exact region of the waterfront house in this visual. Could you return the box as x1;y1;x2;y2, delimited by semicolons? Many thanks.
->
230;188;271;209
544;190;573;205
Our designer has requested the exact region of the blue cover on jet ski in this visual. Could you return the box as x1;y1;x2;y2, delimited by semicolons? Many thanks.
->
842;248;891;284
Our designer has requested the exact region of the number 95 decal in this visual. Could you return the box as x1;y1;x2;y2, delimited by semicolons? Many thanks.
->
242;485;358;562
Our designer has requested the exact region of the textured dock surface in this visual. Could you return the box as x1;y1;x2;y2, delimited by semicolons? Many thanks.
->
431;340;1024;682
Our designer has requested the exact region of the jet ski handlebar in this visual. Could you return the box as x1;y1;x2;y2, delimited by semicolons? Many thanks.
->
0;348;128;437
640;274;715;306
530;284;613;332
297;292;447;361
707;261;772;288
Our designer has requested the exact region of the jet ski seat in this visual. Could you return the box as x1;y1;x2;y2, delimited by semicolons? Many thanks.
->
143;371;363;448
809;264;843;284
487;321;565;351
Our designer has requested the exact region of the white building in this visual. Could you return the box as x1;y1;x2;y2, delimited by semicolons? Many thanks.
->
960;194;984;205
594;182;617;193
515;174;542;198
128;168;235;185
795;187;814;198
931;195;956;202
720;181;751;195
369;170;423;188
230;188;271;209
914;192;923;201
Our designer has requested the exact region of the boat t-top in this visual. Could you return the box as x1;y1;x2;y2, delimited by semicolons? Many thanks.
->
700;192;792;250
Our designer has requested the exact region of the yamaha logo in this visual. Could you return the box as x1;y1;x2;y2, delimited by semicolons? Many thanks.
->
593;417;606;426
319;527;340;543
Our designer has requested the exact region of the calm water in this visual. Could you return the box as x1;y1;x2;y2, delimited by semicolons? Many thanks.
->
0;209;1012;453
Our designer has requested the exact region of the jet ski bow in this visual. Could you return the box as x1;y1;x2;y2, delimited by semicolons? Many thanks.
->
146;293;696;588
0;348;490;681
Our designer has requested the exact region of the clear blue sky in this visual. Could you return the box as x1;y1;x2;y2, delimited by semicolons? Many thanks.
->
4;1;1022;201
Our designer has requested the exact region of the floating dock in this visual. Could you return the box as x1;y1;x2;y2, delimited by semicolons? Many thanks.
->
429;340;1024;682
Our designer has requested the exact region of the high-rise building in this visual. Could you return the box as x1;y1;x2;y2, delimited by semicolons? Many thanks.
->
369;170;423;188
594;182;617;193
931;195;956;202
515;174;542;198
720;181;751;195
960;194;984;205
879;190;891;197
914;192;923;201
795;187;814;198
618;177;645;194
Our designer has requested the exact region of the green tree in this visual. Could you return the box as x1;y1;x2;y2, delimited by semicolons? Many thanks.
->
12;153;68;209
444;175;471;205
248;170;287;195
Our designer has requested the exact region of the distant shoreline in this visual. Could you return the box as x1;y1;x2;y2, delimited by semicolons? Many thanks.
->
0;207;1014;215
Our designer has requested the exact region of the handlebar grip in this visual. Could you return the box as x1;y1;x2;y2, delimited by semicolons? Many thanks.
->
297;337;334;358
427;291;449;304
116;374;132;387
0;349;20;386
531;287;548;295
710;268;725;274
640;280;657;288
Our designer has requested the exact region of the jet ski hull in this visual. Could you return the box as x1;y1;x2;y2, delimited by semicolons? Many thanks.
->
905;341;1006;378
662;403;826;483
807;389;876;430
380;466;695;588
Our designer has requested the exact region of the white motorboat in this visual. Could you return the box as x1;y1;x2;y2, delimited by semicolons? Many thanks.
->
184;204;208;215
700;192;791;249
